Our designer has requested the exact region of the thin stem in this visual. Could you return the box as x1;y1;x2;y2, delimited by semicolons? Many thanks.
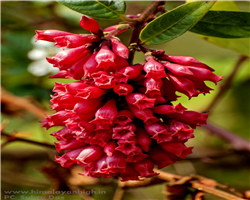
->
1;132;55;149
128;1;164;65
155;170;245;200
201;122;250;152
137;1;164;23
202;55;248;113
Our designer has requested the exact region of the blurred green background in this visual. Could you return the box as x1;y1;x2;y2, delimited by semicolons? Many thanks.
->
1;1;250;200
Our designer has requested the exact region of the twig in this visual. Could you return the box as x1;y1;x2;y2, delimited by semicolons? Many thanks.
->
191;182;245;200
128;1;164;65
112;187;125;200
1;87;48;119
1;131;55;149
201;122;250;152
155;170;246;200
202;55;248;113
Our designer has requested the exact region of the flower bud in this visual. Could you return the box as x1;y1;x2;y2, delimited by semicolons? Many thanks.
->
119;163;140;181
79;16;101;34
171;111;209;128
104;140;117;157
134;158;158;178
46;46;89;70
95;44;116;70
129;105;159;125
111;38;129;59
55;147;86;168
35;30;73;42
153;103;187;115
76;145;104;165
106;152;127;173
136;127;151;152
126;93;155;110
143;59;167;79
91;99;118;125
55;139;86;153
76;86;107;99
54;34;99;49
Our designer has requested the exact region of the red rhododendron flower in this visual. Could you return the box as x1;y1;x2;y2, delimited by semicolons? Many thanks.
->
38;15;223;181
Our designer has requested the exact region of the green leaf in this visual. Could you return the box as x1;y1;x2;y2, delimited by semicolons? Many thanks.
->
58;0;126;19
190;11;250;38
202;37;250;57
194;1;250;57
140;1;215;45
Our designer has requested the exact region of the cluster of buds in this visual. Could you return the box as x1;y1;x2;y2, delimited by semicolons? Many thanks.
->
38;16;223;181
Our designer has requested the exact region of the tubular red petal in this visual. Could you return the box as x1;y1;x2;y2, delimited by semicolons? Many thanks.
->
54;34;100;49
112;123;136;140
136;127;151;152
76;145;104;165
153;103;187;115
83;52;98;78
162;54;214;71
69;53;92;80
111;38;129;59
90;99;117;125
76;86;107;99
126;93;155;110
171;111;209;128
55;147;86;168
106;152;127;173
79;16;101;34
134;158;158;178
104;140;117;157
149;145;181;169
46;46;89;70
35;30;74;42
95;45;116;70
188;66;223;85
55;139;86;153
119;163;140;181
168;73;200;99
113;83;133;96
143;59;167;79
114;110;134;126
129;105;159;125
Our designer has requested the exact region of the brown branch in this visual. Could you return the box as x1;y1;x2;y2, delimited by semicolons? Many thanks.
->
128;1;164;65
112;187;125;200
1;131;55;149
201;122;250;152
155;170;246;200
202;55;248;113
1;87;48;119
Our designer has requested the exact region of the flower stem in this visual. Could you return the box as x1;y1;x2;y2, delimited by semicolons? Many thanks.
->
128;1;164;65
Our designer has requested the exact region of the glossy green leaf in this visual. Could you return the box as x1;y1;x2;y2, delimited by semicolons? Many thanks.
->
195;1;250;57
190;11;250;38
58;0;126;19
140;1;215;45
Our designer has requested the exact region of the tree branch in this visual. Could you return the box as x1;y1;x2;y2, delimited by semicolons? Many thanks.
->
201;122;250;152
1;87;48;119
155;170;246;200
1;131;55;149
202;55;248;113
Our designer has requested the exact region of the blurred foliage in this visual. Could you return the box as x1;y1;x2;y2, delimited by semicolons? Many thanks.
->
1;1;250;200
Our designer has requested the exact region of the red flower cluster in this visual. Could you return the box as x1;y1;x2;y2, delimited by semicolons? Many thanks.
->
38;16;223;181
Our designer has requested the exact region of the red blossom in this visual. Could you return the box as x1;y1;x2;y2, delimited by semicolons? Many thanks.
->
39;15;221;181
